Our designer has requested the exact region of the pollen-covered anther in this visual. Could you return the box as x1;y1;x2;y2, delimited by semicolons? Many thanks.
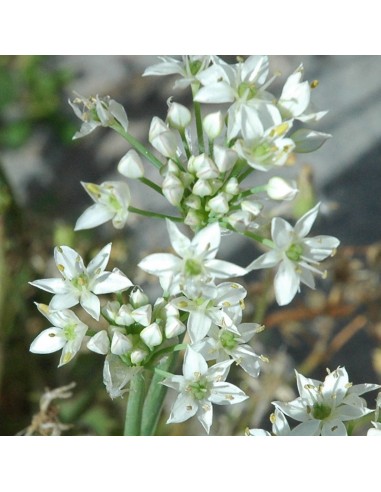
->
225;394;234;401
269;412;276;424
255;324;266;333
57;264;65;273
310;79;319;89
260;355;269;363
186;405;193;411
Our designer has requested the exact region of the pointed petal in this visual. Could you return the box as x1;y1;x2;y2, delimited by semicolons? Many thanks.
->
294;203;320;237
193;222;221;259
167;392;198;424
196;402;213;434
49;292;79;311
74;204;114;231
54;245;85;280
30;328;66;354
87;243;112;276
271;217;293;249
246;250;281;271
138;253;181;276
187;311;212;343
209;381;248;405
166;220;190;257
29;278;68;294
274;260;300;305
205;259;247;278
80;291;100;320
183;346;208;380
92;269;133;294
194;82;235;103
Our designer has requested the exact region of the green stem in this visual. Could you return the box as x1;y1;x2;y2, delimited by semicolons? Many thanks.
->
111;123;164;170
128;206;182;222
179;128;191;159
191;84;204;154
141;353;178;436
237;166;254;183
138;177;163;196
124;370;146;436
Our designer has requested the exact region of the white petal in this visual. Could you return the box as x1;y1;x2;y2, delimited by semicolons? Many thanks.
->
29;278;68;294
291;420;321;436
167;392;198;424
92;269;133;294
49;292;79;311
291;129;331;153
274;260;300;306
205;259;247;278
209;381;248;405
246;250;281;271
194;82;235;103
54;245;84;280
138;253;181;276
196;402;213;434
80;290;100;320
321;419;347;436
192;222;221;259
187;311;212;344
271;217;293;249
74;204;114;231
85;245;111;278
166;220;190;257
30;328;66;354
183;346;208;380
294;203;320;238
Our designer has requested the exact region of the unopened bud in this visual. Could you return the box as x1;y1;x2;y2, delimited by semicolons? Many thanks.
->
267;176;298;200
214;145;238;173
167;101;192;129
118;149;144;179
203;111;225;140
140;322;163;349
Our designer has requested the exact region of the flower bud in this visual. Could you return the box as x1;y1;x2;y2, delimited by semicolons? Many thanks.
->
207;194;229;214
192;179;213;197
111;331;133;355
167;101;192;129
162;173;185;206
131;304;152;327
224;177;240;195
184;194;202;210
214;145;238;173
266;176;298;200
140;322;163;349
115;304;134;326
149;117;178;158
130;348;149;365
87;330;110;355
188;154;219;179
118;149;144;179
241;200;263;216
165;316;186;338
129;287;149;308
203;111;225;140
184;209;204;229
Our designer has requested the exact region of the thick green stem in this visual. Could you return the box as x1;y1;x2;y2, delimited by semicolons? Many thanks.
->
141;353;178;436
111;123;164;170
191;84;205;154
124;370;146;436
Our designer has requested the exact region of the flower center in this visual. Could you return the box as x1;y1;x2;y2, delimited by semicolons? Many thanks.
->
286;243;303;262
311;403;332;420
71;273;89;291
188;377;209;400
189;60;203;76
237;81;257;100
184;258;203;276
63;323;77;341
220;330;238;350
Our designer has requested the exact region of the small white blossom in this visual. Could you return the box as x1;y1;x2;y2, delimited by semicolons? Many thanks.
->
193;322;263;378
75;181;131;231
69;93;128;139
162;346;248;433
272;367;381;436
247;203;340;305
138;220;247;297
30;304;88;367
143;56;212;90
30;243;133;320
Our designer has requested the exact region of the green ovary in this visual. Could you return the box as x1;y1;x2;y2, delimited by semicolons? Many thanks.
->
71;273;89;291
220;330;238;350
188;378;209;400
312;403;332;420
286;243;303;262
237;81;257;100
185;258;203;276
63;324;77;341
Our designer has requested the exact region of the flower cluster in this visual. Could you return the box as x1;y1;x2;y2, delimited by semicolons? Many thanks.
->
28;55;380;436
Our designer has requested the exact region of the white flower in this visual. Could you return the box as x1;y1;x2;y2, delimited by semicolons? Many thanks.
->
171;282;247;343
30;243;133;320
69;93;128;139
30;303;88;367
167;100;192;129
149;116;179;159
195;56;281;141
74;181;131;230
138;220;247;296
162;346;248;433
143;56;212;90
202;111;225;140
193;322;263;378
247;203;340;305
272;367;381;436
87;330;110;355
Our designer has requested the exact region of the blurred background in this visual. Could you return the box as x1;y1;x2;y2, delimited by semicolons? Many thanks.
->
1;55;381;436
